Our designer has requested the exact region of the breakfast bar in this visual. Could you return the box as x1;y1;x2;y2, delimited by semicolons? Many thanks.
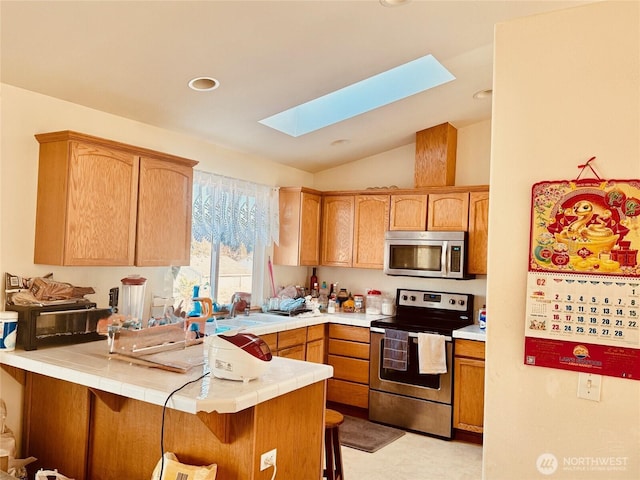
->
1;340;333;480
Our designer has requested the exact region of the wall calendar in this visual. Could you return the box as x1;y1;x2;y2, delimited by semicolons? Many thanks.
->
524;161;640;379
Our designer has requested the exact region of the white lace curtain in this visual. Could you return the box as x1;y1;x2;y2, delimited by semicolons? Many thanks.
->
191;170;279;249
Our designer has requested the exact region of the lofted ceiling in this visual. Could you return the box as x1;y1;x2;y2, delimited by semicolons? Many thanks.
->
1;0;591;173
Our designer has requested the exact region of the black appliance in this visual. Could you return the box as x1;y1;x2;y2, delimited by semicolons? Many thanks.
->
6;301;112;350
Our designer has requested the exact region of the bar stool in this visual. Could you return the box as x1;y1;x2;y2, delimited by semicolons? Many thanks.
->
323;409;344;480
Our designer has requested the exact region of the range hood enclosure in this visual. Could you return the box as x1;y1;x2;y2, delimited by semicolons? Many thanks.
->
414;122;457;188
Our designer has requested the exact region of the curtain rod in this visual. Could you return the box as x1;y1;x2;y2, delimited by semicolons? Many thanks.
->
194;168;279;190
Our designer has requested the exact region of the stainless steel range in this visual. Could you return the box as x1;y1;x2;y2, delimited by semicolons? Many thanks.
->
369;289;473;439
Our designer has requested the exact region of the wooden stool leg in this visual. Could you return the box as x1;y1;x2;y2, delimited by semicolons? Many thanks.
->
333;427;344;480
324;427;336;480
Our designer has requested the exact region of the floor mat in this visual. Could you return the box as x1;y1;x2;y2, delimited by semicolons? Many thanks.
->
339;415;406;453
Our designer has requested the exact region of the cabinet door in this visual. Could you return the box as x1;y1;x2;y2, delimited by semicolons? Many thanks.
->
321;195;354;267
299;192;322;265
35;141;139;266
468;190;489;275
389;194;428;231
427;192;469;231
353;195;389;269
274;189;321;266
453;356;485;433
136;156;193;266
305;338;325;364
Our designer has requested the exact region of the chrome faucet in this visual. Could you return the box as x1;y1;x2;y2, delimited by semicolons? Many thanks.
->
229;293;241;318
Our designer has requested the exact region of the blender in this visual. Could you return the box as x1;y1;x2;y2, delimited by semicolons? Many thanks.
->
120;275;147;327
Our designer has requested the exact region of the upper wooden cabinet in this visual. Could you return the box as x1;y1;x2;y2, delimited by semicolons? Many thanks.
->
273;187;322;266
321;195;354;267
389;194;428;231
353;195;390;269
34;131;197;266
427;192;470;231
468;190;490;275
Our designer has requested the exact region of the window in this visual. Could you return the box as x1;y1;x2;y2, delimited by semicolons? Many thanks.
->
173;171;279;313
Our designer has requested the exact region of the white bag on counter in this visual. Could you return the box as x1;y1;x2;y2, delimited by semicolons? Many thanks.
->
151;452;217;480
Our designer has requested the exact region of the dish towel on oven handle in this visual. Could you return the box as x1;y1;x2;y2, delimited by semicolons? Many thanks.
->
382;329;409;371
417;333;447;374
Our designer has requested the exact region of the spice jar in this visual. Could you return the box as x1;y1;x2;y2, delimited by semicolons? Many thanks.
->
354;294;364;313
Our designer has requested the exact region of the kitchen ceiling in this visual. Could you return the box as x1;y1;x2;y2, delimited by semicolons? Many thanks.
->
1;0;590;173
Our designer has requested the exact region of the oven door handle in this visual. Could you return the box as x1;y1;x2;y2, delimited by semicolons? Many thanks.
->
370;326;451;341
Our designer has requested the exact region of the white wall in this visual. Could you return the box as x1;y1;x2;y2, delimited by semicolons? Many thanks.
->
485;2;639;479
313;119;491;191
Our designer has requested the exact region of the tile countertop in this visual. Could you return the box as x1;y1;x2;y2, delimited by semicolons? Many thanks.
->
452;324;487;342
0;312;383;416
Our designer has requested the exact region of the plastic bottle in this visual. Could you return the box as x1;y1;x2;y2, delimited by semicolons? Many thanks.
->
479;305;487;330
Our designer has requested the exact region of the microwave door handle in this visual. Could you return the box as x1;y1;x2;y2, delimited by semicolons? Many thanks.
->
441;241;449;276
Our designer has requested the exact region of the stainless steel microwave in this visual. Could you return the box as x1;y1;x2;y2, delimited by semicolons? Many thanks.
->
383;231;472;279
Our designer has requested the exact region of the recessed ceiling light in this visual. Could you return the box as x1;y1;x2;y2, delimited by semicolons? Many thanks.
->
259;54;455;137
473;89;493;99
188;77;220;92
380;0;411;7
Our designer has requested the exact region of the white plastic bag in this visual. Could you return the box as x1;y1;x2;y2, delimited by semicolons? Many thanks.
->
151;452;217;480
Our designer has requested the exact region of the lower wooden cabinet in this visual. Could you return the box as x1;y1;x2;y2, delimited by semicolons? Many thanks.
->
327;324;370;409
262;324;326;363
453;339;486;435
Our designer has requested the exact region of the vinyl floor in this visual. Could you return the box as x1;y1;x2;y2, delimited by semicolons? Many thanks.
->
340;430;483;480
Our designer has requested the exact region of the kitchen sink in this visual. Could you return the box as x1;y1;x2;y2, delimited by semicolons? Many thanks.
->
215;318;265;328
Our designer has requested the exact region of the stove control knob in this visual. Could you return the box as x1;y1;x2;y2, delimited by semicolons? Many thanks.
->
458;300;465;306
449;299;456;305
410;295;416;301
402;295;408;301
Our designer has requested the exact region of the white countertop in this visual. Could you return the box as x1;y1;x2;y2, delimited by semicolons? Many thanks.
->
0;312;385;416
452;324;487;342
0;340;334;417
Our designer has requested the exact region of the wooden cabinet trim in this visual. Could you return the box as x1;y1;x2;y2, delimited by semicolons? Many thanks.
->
35;130;198;167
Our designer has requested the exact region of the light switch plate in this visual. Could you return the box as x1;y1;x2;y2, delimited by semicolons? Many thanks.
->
577;372;602;401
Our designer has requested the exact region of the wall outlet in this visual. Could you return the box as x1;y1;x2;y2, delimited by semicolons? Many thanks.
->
260;448;277;471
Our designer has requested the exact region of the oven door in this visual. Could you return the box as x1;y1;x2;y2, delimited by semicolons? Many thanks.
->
369;330;452;403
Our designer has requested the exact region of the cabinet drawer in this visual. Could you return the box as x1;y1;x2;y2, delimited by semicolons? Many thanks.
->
307;324;326;342
328;324;370;343
455;339;485;360
328;355;369;384
327;379;369;409
278;344;306;360
278;327;307;349
328;338;369;360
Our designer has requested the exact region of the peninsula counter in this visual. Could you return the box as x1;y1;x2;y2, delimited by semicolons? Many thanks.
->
1;340;333;480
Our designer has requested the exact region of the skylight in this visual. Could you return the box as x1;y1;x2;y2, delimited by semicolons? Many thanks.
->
259;54;455;137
